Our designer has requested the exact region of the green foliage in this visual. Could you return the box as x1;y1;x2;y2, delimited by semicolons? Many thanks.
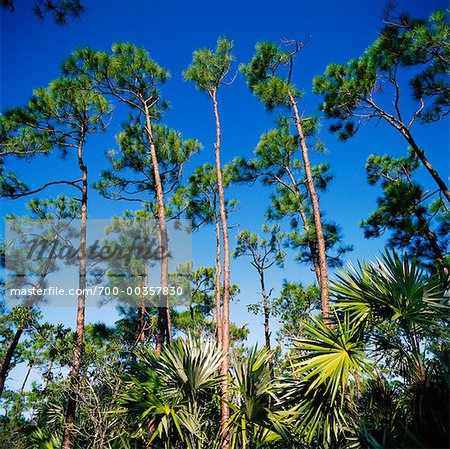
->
29;427;61;449
271;281;319;343
183;37;234;92
294;315;372;403
286;314;371;447
1;11;449;449
0;163;27;197
361;151;449;271
169;264;245;343
1;0;85;25
332;250;449;342
332;250;450;447
0;75;111;199
64;43;169;111
240;42;301;110
233;224;285;269
119;336;224;448
314;8;449;138
233;124;351;276
96;122;200;204
313;57;377;140
229;346;294;448
372;8;449;122
27;196;81;220
171;163;237;229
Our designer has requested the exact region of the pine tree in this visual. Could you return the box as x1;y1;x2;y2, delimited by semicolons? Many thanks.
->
184;37;235;446
241;40;332;318
95;121;200;351
0;75;110;449
233;224;285;356
1;196;80;398
314;8;450;202
361;151;449;276
64;43;199;355
1;0;85;25
171;163;237;347
233;123;351;292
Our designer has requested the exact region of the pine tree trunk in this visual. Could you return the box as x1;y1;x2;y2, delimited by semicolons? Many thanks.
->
0;325;23;397
414;209;449;276
62;133;88;449
285;161;322;288
259;271;271;352
214;216;223;348
289;92;330;318
20;362;32;393
293;188;321;285
0;272;51;397
298;213;321;286
259;269;274;375
44;359;53;392
212;90;231;449
401;128;450;203
137;266;149;344
143;103;171;355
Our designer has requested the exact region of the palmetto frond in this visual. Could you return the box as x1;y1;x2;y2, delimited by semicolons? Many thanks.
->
288;314;372;446
293;315;372;402
228;346;294;448
156;335;225;398
332;250;449;384
332;250;449;332
119;336;224;448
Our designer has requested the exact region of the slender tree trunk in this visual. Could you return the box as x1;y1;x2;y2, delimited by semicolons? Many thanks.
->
259;271;271;352
143;102;171;355
62;133;88;449
0;272;50;398
414;209;449;276
154;209;169;355
44;359;53;391
214;216;223;348
0;326;23;397
289;93;330;318
259;269;274;376
137;265;149;344
211;89;231;448
401;128;450;203
294;189;321;286
20;362;32;393
285;160;322;289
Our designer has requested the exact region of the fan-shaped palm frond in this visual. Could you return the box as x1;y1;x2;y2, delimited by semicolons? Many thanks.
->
228;346;295;448
288;314;372;447
119;336;224;449
332;250;449;332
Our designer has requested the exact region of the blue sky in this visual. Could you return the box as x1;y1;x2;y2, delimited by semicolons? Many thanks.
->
1;0;449;352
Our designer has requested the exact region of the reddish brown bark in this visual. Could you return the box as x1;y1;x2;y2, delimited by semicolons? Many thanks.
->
401;127;450;203
62;131;88;449
143;102;171;355
214;217;223;348
289;92;330;318
211;89;231;449
0;326;23;397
